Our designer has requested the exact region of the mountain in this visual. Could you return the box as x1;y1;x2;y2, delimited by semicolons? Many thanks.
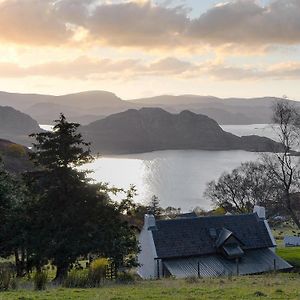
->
0;90;296;125
0;139;33;174
0;90;133;125
129;95;290;125
0;106;41;146
82;108;282;155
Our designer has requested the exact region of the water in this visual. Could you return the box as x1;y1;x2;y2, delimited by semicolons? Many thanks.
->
40;123;274;211
83;150;259;211
221;124;278;141
40;124;54;131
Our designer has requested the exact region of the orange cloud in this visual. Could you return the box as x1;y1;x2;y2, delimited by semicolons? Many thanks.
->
1;55;300;81
0;0;299;51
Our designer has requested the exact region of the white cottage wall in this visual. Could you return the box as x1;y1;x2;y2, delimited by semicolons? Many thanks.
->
137;215;158;279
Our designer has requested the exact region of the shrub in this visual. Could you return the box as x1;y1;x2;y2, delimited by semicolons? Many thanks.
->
185;276;200;284
10;277;18;290
116;272;135;284
0;268;13;291
33;271;48;290
63;269;90;288
88;258;109;287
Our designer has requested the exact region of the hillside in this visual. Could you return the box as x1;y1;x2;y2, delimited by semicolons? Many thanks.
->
0;106;41;145
82;108;282;154
0;139;33;174
0;90;133;124
0;90;296;125
130;95;288;125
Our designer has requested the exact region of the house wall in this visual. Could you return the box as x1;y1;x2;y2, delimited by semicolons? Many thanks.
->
137;215;158;279
253;206;277;252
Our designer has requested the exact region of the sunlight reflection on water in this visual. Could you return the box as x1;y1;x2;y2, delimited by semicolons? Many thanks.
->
42;123;274;211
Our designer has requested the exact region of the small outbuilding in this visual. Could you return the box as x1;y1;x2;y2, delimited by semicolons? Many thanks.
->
284;236;300;247
138;206;292;279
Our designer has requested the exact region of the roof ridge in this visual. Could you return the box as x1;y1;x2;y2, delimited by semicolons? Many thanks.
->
156;213;256;224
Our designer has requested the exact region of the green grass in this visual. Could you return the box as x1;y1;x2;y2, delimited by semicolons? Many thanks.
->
1;273;300;300
277;247;300;267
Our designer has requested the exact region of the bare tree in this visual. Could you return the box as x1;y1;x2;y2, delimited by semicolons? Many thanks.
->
261;101;300;228
204;162;277;214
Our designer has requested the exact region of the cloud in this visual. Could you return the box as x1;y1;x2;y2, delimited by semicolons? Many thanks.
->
188;0;300;46
83;1;188;48
2;55;300;81
0;56;196;79
0;0;299;50
0;0;72;45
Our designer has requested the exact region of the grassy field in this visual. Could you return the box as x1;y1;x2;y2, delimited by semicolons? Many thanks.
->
1;227;299;299
277;247;300;268
1;273;300;300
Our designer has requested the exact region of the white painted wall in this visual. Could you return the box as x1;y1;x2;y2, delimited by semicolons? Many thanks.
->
253;206;277;252
137;215;158;279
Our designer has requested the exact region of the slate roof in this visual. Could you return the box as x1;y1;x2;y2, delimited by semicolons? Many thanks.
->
163;249;292;278
151;213;274;259
176;212;198;219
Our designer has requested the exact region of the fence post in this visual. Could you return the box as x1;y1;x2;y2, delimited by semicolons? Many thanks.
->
236;258;239;276
157;259;160;279
273;259;277;272
197;262;200;278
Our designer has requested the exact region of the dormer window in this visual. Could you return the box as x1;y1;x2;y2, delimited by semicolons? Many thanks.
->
216;228;245;260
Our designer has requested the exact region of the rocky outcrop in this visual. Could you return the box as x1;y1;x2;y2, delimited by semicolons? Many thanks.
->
82;108;282;154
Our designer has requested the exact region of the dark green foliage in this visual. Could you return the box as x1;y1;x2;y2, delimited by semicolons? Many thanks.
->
63;269;90;288
0;157;31;277
33;271;48;290
26;114;138;281
0;267;14;291
148;195;162;218
116;272;135;284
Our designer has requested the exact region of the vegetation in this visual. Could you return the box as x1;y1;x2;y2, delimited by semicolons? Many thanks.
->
33;271;48;291
0;114;139;284
277;247;300;268
0;273;300;299
204;161;276;214
205;101;300;228
147;195;162;218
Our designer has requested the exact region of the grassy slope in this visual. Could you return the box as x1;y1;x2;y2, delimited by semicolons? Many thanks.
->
2;274;300;300
277;247;300;268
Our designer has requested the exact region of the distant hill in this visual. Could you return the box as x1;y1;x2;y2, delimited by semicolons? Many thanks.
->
0;139;33;174
129;95;291;125
0;90;296;125
82;108;282;155
0;106;41;146
0;91;133;125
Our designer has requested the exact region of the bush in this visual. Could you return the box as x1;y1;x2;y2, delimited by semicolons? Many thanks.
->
116;272;135;284
63;269;90;288
63;258;112;288
33;271;48;290
0;268;13;291
185;276;200;284
88;258;109;287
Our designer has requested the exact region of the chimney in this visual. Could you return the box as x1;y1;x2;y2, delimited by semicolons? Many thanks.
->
253;206;266;219
144;214;156;230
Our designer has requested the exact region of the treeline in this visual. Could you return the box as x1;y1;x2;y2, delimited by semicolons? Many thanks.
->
0;115;139;281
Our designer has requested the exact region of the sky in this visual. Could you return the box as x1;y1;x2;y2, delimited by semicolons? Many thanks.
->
1;0;300;100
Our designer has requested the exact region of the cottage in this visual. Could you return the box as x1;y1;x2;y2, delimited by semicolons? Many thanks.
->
138;206;292;279
284;236;300;247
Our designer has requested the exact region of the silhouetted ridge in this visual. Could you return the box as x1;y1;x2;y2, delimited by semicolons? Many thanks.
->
82;108;282;155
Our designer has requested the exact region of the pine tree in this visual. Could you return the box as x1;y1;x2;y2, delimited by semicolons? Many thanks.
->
28;114;138;281
148;195;162;218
